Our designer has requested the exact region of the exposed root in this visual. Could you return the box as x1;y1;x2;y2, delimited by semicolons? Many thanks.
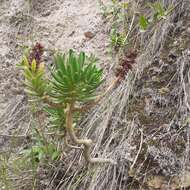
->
65;103;115;165
64;136;82;150
83;143;116;164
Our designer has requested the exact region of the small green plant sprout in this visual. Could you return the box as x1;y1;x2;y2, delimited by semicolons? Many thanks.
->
99;0;118;18
21;128;61;167
148;2;173;21
139;2;173;32
99;0;129;52
139;15;150;32
110;28;127;50
99;0;128;19
17;43;46;99
19;43;134;165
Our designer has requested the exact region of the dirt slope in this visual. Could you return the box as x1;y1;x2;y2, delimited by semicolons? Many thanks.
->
0;0;190;190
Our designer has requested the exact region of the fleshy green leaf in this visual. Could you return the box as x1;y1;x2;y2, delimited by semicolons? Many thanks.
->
139;16;149;32
50;50;103;103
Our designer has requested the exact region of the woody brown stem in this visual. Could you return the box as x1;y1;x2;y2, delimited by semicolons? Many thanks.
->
64;133;82;150
65;102;115;164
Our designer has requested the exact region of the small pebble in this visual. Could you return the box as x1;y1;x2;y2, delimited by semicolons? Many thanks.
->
84;31;95;39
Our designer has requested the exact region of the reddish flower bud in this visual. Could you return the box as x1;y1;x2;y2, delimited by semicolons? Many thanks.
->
115;49;137;80
28;42;44;68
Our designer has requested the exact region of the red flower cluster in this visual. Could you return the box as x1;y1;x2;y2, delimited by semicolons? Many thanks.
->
29;42;44;67
115;50;137;79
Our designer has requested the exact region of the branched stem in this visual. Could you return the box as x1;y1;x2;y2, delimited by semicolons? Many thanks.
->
65;103;115;164
64;134;82;150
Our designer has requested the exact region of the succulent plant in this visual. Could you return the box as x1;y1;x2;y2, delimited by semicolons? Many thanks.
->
19;55;46;97
18;46;117;165
49;50;103;104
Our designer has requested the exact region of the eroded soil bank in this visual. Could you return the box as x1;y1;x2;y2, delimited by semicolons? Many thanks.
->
0;0;190;189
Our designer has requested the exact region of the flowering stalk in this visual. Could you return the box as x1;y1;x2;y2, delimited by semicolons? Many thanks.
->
28;42;44;68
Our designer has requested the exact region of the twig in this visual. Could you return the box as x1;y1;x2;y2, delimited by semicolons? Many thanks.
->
130;129;143;170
